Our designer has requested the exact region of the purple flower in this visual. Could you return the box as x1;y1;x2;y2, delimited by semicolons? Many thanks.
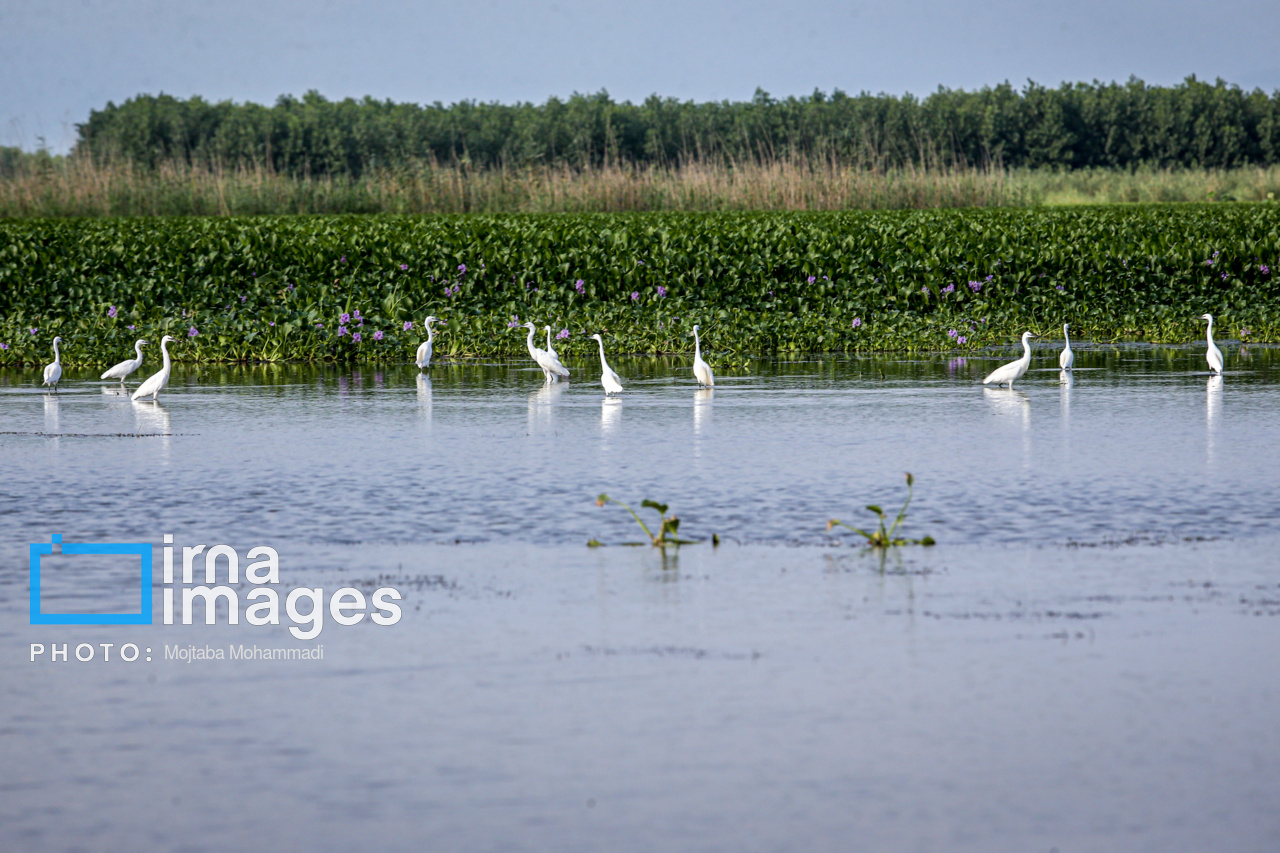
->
507;315;520;329
986;275;994;281
630;292;640;301
400;264;408;271
957;335;967;344
657;286;667;298
458;264;466;275
182;309;187;318
921;286;929;295
240;295;247;303
338;325;349;336
943;284;956;294
0;343;8;350
968;280;981;292
340;256;347;263
1056;285;1066;292
316;323;324;329
108;305;118;318
948;329;958;338
352;332;362;343
353;309;362;321
403;321;414;331
29;328;37;335
373;330;384;341
575;279;585;295
1241;328;1251;337
557;328;569;340
1261;265;1271;275
269;321;276;327
1221;273;1228;281
851;317;862;328
188;326;199;337
127;325;135;331
288;282;295;292
340;313;351;324
807;276;816;284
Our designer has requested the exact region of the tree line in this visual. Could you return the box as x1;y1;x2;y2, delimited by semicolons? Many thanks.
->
73;76;1280;177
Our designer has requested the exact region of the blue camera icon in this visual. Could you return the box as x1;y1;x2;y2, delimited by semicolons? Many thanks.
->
30;535;153;625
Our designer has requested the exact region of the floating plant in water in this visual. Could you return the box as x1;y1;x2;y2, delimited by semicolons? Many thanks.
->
591;495;700;548
827;473;935;548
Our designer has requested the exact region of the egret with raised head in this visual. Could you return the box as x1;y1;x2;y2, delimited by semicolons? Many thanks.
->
691;325;714;387
521;321;569;382
42;336;63;392
1059;324;1073;371
983;332;1038;388
1200;313;1223;374
589;333;623;395
415;316;440;370
131;335;176;402
102;339;148;383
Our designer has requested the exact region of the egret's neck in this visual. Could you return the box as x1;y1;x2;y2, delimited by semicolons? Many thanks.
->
1021;335;1033;361
52;340;60;362
1205;319;1216;347
135;341;145;360
693;330;702;358
525;327;537;353
160;340;171;368
1063;327;1071;346
596;338;608;365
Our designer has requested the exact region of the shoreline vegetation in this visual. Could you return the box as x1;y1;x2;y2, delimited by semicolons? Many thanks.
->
2;156;1280;217
0;154;1269;217
1;207;1277;366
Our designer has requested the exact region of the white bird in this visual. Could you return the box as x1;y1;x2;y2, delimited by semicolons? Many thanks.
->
101;339;148;383
544;325;560;361
1200;313;1223;374
589;333;623;395
42;336;63;391
983;331;1039;388
415;316;439;369
691;324;715;387
1059;324;1074;371
521;321;568;382
131;335;176;402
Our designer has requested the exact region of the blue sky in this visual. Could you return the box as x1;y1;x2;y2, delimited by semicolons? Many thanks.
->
3;0;1278;152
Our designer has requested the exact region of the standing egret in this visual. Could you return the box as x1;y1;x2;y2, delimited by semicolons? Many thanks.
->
544;325;560;361
521;321;568;382
589;333;623;395
982;332;1039;388
131;335;176;402
101;339;148;383
42;336;63;392
691;325;715;387
1200;313;1223;374
1059;324;1074;371
416;316;440;370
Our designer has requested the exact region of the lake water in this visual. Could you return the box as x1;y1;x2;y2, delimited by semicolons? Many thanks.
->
2;344;1278;852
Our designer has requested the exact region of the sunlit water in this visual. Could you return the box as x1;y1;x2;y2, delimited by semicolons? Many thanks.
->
2;344;1278;852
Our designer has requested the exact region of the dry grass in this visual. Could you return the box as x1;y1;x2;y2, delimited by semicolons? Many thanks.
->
2;156;1279;217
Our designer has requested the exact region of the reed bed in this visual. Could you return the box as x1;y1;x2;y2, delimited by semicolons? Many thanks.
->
4;156;1279;217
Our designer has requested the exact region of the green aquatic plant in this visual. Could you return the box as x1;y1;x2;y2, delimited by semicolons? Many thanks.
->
592;494;699;548
827;473;936;548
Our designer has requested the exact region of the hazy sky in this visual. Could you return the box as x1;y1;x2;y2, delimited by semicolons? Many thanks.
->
3;0;1279;151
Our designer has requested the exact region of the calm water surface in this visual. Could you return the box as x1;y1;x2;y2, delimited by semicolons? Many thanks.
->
1;344;1278;852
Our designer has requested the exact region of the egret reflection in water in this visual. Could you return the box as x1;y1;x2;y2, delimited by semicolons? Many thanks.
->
43;393;60;433
693;388;713;435
1206;373;1223;465
416;373;432;421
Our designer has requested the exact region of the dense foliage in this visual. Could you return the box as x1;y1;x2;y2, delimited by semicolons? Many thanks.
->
1;206;1278;367
75;78;1280;176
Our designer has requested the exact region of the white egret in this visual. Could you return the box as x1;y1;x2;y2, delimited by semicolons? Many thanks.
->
415;316;439;370
982;331;1039;388
1059;324;1073;370
101;339;148;383
42;336;63;391
131;335;176;402
589;333;623;395
1200;313;1223;374
521;321;568;382
544;325;560;360
691;324;715;387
